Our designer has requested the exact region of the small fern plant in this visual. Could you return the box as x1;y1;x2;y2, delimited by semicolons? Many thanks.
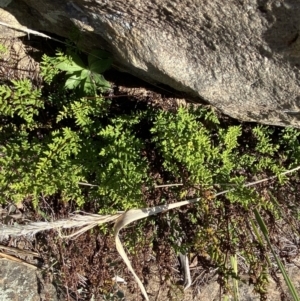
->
150;106;243;187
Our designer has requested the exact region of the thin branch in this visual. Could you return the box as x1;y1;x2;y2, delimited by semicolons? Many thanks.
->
154;183;184;188
0;21;57;40
78;165;300;192
215;165;300;197
78;182;98;187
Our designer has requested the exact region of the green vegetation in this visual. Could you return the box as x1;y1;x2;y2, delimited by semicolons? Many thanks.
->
41;49;111;95
0;43;7;56
1;45;300;300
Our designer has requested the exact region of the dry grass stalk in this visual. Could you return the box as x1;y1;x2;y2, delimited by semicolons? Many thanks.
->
0;213;120;240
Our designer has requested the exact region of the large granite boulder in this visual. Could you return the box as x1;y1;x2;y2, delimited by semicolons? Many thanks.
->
1;0;300;127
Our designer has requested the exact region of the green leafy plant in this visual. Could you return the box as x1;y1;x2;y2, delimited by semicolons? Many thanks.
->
151;107;255;204
0;43;7;57
280;127;300;167
96;114;150;212
0;49;147;210
40;49;112;95
0;79;43;125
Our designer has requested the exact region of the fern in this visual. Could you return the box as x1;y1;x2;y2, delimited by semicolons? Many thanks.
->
280;127;300;167
96;115;149;212
0;79;43;126
150;107;242;186
253;125;279;155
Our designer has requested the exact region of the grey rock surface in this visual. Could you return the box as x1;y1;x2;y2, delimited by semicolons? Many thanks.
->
1;0;300;127
0;259;58;301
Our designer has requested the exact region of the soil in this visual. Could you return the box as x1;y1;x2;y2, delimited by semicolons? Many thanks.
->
0;34;300;301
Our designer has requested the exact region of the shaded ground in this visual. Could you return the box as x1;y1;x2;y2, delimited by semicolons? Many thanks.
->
0;35;300;301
